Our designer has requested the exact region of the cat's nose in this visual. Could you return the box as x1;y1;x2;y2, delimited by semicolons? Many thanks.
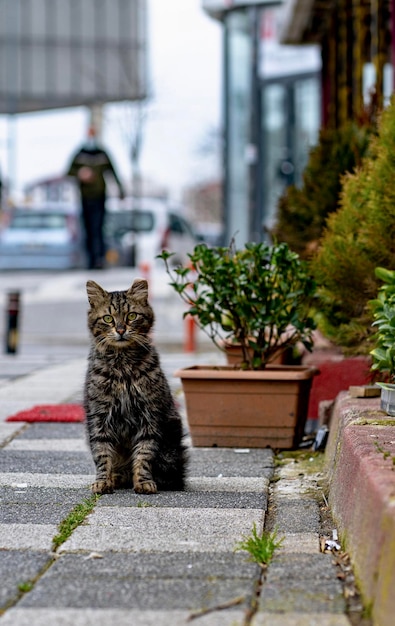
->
116;325;126;335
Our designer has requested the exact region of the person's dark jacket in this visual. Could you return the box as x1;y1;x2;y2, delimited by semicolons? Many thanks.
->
67;145;124;199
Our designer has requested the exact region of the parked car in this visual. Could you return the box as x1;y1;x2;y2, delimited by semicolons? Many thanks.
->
0;204;83;270
195;222;225;247
105;197;200;268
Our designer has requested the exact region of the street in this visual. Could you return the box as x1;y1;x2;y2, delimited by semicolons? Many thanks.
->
0;267;222;384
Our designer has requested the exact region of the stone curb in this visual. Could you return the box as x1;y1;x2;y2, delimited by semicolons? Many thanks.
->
325;391;395;626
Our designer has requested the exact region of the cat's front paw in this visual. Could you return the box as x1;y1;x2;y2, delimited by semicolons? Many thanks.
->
92;479;114;495
134;480;157;494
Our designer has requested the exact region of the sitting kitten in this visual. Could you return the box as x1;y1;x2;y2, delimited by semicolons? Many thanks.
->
84;278;188;495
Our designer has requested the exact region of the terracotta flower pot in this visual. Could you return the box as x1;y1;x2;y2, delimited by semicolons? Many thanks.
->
175;364;318;449
224;342;294;366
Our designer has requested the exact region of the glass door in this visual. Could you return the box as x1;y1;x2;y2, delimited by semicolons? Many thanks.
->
261;75;320;235
261;82;291;233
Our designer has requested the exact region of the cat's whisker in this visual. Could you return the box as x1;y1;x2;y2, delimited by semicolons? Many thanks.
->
130;333;150;350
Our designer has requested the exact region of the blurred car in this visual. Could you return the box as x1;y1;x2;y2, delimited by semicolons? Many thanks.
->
0;204;83;270
195;222;224;247
105;197;200;268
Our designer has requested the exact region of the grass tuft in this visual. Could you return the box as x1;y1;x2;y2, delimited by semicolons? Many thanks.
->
234;523;284;567
52;494;99;551
18;581;34;593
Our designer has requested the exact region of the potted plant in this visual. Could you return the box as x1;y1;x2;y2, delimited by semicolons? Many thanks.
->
159;241;318;448
369;266;395;416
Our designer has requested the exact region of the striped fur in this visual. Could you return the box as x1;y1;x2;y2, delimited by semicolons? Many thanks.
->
84;278;188;494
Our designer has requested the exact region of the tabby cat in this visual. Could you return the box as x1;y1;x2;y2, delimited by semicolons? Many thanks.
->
84;278;188;495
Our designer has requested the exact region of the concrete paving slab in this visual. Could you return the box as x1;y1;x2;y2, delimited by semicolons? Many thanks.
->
0;608;247;626
0;423;26;446
0;551;52;610
0;486;92;523
260;582;345;614
59;507;264;553
0;473;93;489
0;386;70;403
186;477;268;492
0;523;58;550
274;477;319;497
6;439;89;452
0;450;94;474
253;615;351;625
0;503;84;525
96;489;267;509
0;486;92;504
34;551;258;579
0;472;267;494
18;552;259;612
17;552;258;612
18;558;255;611
0;354;72;381
187;448;273;477
272;499;321;533
280;533;319;554
268;553;344;583
258;552;346;614
16;423;86;439
258;582;345;614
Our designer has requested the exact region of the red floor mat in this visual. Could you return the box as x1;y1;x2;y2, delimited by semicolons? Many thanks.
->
6;404;85;423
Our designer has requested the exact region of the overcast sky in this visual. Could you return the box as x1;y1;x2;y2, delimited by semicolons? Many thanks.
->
0;0;222;201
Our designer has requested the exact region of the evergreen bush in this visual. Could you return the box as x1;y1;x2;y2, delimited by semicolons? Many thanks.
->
273;122;373;259
311;96;395;353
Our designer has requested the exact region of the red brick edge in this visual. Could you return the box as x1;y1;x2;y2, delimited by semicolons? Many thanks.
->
325;391;395;626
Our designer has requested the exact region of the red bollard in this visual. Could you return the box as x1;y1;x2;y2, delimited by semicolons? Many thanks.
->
183;262;197;353
5;291;20;354
184;313;196;353
138;261;151;287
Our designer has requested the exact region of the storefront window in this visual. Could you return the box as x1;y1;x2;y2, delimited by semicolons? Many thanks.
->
262;82;288;231
293;77;320;185
261;75;320;232
221;4;321;243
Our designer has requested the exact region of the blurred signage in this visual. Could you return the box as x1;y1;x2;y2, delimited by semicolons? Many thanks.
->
0;0;147;114
259;9;321;78
202;0;281;18
260;42;321;78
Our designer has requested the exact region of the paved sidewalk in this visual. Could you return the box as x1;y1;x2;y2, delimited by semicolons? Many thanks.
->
0;360;360;625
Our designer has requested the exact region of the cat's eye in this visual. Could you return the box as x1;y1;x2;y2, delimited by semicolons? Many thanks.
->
103;315;114;324
127;312;137;321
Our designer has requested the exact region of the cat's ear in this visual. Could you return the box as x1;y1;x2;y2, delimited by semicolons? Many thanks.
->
128;278;148;303
86;280;108;306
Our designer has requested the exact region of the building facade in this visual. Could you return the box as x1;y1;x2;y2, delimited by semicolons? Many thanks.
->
203;1;321;246
280;0;394;127
0;0;148;114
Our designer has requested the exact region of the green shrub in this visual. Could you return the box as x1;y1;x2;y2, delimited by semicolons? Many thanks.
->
312;97;395;353
273;122;374;259
369;267;395;382
159;241;316;369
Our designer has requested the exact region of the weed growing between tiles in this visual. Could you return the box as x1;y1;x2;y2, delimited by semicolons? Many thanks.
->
52;494;100;551
234;524;284;568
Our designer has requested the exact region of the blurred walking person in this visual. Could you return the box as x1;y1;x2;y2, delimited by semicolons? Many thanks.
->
67;126;125;269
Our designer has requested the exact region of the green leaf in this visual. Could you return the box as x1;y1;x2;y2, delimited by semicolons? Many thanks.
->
157;240;316;370
375;267;395;283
